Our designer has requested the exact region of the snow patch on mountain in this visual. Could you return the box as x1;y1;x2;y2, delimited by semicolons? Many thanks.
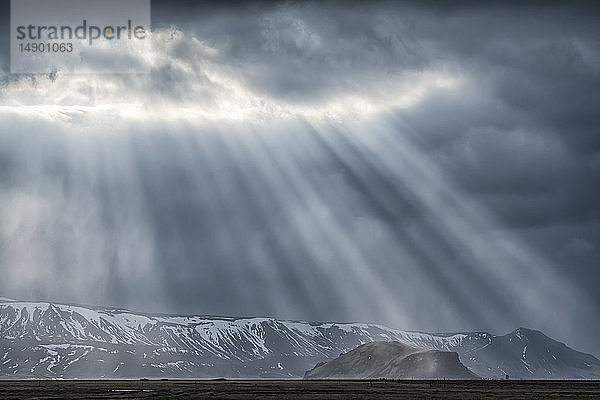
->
1;299;599;379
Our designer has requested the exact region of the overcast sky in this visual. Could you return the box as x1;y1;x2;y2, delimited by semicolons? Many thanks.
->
0;1;599;357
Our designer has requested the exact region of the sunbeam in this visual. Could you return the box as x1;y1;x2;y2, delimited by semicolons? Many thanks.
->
1;1;599;363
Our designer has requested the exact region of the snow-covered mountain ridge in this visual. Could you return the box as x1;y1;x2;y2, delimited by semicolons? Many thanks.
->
1;299;598;379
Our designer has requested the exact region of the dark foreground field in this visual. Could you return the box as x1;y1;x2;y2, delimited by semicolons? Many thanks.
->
1;380;599;399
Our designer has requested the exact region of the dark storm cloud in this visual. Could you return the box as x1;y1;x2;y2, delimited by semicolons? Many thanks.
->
150;1;600;125
150;0;600;319
0;1;9;74
1;1;599;357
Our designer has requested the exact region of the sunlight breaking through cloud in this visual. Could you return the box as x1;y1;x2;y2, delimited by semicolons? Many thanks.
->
1;1;599;359
0;29;459;124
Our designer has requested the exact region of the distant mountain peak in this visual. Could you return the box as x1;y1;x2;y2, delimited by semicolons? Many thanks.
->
0;299;598;379
513;327;542;335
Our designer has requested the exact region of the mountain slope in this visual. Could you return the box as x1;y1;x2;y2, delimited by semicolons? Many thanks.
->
1;299;599;379
457;327;600;379
304;341;479;379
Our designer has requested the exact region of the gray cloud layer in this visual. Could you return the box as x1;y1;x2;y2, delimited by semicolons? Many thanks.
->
0;1;599;356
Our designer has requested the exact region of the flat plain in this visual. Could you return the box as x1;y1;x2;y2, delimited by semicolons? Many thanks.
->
0;379;599;399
